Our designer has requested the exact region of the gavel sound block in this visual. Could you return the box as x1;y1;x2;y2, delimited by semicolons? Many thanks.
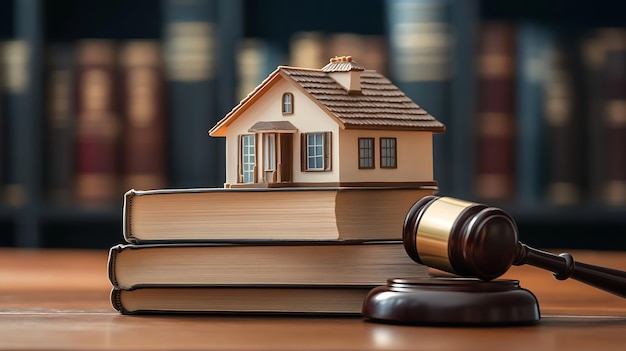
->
362;196;626;325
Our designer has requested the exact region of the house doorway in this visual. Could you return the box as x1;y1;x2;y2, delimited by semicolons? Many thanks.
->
263;133;292;184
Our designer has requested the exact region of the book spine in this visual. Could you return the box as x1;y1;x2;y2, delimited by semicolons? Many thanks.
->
119;40;167;193
162;0;220;188
0;41;3;202
515;22;552;206
74;39;120;205
544;32;586;206
107;244;123;289
582;30;609;205
582;29;626;206
448;0;478;199
236;38;285;102
122;189;137;243
289;32;327;69
385;0;453;193
44;43;75;204
602;33;626;206
475;21;517;201
110;289;132;314
1;40;29;207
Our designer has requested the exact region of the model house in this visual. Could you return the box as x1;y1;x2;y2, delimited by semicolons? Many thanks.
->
209;56;445;188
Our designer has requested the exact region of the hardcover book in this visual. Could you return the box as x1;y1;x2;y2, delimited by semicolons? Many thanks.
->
119;40;167;192
111;285;376;315
75;39;120;205
123;187;436;243
475;21;517;201
162;0;222;188
44;43;75;204
544;34;586;206
385;0;453;193
108;241;427;290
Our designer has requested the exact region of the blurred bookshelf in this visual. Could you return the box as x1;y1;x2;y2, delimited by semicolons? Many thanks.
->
0;0;624;249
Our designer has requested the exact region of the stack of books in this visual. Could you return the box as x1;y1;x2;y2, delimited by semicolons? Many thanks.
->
107;187;430;315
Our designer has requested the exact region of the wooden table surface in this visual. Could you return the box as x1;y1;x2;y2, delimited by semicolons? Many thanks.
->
1;248;625;350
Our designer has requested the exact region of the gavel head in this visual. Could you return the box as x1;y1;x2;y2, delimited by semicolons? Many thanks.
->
403;196;520;281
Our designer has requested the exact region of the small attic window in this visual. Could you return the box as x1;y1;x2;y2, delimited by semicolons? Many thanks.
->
282;92;294;115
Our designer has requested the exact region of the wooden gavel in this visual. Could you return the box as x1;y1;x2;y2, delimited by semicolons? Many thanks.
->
402;196;626;298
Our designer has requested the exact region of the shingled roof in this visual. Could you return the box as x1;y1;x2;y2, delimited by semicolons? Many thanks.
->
209;58;445;136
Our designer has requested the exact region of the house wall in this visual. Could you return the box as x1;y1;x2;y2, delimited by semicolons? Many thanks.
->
338;129;434;183
223;77;340;185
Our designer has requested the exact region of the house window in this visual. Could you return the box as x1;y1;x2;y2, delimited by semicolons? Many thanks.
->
240;134;256;183
358;138;375;169
380;137;397;168
301;132;331;171
282;92;294;114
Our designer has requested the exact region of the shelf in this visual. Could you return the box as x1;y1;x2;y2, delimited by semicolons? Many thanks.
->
510;205;626;225
1;0;625;249
39;205;121;223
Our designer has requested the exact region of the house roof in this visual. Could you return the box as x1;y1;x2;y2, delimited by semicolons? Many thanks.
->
209;59;445;136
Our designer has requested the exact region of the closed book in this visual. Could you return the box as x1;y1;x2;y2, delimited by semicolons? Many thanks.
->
289;31;327;70
385;0;453;193
581;30;609;205
582;29;626;206
544;33;586;206
75;39;121;205
475;21;517;201
1;40;29;206
601;32;626;206
108;241;426;290
515;22;552;206
44;43;75;204
162;0;221;188
119;40;167;191
111;285;375;315
123;187;435;243
236;38;284;102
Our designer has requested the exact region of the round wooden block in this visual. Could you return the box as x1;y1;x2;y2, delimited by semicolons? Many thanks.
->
362;278;540;325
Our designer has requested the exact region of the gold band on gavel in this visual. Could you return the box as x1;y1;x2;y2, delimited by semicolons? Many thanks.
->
414;197;476;272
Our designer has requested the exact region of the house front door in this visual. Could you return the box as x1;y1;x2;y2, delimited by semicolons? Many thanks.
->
262;133;292;184
278;133;292;183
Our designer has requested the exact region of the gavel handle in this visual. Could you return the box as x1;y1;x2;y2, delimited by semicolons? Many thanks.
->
513;243;626;298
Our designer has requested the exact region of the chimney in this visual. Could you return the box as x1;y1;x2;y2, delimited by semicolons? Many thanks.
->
321;56;365;94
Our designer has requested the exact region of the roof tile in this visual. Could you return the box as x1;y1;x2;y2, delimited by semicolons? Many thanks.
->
281;67;444;132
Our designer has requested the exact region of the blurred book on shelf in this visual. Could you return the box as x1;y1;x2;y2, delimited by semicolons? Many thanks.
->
385;0;453;194
1;40;29;207
568;27;626;208
515;21;552;206
74;39;121;205
44;43;75;205
236;38;284;101
543;32;586;206
162;0;221;188
474;21;517;202
289;31;326;69
119;40;167;192
597;30;626;207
